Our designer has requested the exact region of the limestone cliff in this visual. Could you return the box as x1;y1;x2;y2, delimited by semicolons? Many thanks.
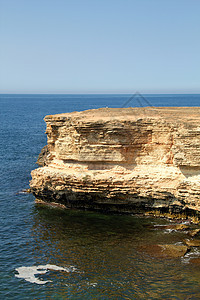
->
30;107;200;214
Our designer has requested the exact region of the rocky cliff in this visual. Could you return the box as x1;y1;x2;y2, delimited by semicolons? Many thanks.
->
30;107;200;215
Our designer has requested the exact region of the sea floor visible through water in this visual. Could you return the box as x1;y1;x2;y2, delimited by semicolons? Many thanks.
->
1;94;200;299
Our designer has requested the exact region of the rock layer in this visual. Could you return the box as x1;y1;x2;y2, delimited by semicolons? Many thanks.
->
30;107;200;214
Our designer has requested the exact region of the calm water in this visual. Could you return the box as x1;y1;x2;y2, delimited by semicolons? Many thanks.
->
1;94;200;299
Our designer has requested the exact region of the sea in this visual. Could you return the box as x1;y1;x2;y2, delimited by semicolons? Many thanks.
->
1;94;200;299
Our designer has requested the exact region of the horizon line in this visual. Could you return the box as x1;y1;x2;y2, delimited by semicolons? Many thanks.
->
1;92;200;95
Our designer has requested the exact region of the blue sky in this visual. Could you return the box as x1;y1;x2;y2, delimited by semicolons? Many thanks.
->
0;0;200;94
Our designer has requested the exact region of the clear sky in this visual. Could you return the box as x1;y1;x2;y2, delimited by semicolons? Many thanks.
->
0;0;200;94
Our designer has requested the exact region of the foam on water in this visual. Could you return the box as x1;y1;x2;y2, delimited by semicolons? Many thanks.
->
15;264;76;284
181;248;200;264
164;229;174;234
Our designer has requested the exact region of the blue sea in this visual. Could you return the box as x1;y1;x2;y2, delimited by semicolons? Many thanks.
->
1;94;200;299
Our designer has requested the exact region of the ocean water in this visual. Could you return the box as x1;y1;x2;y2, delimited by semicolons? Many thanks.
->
1;94;200;299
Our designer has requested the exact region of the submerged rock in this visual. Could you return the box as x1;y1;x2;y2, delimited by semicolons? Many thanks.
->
158;244;190;258
140;244;189;258
189;258;200;266
30;107;200;216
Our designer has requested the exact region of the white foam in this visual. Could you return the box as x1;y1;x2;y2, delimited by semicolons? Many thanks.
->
181;248;200;264
15;264;76;285
87;282;98;287
164;229;174;233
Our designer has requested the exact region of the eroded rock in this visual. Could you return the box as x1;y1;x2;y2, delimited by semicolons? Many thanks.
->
30;107;200;215
37;145;51;166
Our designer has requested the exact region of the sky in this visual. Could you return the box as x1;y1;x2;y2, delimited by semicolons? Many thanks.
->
0;0;200;94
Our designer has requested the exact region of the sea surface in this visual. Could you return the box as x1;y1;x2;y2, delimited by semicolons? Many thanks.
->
1;94;200;299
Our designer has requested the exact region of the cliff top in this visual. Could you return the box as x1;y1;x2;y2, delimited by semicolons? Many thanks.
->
45;107;200;124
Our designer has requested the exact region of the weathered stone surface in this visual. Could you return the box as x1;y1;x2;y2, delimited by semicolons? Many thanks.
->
36;145;51;166
30;107;200;213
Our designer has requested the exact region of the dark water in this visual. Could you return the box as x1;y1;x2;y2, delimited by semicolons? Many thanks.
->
1;94;200;299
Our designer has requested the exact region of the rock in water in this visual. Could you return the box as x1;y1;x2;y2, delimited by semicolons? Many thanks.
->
158;244;189;258
184;239;200;247
139;244;189;258
29;107;200;215
188;229;200;237
164;224;189;231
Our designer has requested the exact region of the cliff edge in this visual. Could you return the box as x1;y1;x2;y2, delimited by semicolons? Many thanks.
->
30;107;200;214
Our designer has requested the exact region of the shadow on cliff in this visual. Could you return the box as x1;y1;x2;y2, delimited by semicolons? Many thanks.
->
179;166;200;178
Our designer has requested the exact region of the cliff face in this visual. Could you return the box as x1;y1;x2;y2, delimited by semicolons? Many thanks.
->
30;107;200;213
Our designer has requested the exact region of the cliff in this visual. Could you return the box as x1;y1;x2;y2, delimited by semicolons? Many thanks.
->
30;107;200;214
